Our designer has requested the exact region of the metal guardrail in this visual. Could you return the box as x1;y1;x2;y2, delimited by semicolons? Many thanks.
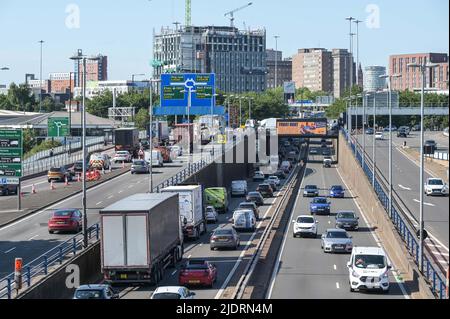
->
343;129;447;299
0;152;216;299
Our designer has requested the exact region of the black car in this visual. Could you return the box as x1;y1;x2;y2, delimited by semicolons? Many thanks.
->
335;211;359;231
0;184;18;196
274;170;287;179
73;284;119;299
397;129;408;138
246;192;265;206
69;160;90;176
424;140;437;153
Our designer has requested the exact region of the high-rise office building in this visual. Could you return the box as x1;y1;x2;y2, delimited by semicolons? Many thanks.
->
266;49;292;89
153;25;267;93
74;54;108;87
332;49;356;98
389;53;449;91
292;48;333;93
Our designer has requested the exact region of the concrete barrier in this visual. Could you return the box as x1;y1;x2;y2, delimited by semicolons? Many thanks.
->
18;243;101;299
338;134;435;299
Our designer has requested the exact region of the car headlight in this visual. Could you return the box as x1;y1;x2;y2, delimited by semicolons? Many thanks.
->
352;270;360;278
380;271;389;280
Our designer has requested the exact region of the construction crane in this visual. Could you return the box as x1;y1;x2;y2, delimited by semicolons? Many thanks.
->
186;0;191;27
225;2;253;28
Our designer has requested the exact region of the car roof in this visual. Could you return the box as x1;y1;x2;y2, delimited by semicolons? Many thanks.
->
352;246;386;256
153;286;184;294
77;284;109;290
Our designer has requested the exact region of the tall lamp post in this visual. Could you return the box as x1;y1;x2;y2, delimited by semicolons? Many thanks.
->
248;97;254;121
380;73;402;219
148;78;160;193
39;40;45;113
372;91;377;187
353;19;362;86
182;88;197;163
70;50;100;249
0;67;9;71
407;62;438;271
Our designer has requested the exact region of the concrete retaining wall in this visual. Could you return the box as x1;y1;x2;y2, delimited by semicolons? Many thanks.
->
18;243;101;299
338;134;435;299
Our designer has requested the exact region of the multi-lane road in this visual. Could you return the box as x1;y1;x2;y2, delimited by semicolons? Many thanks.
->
267;154;410;299
355;132;449;270
0;152;205;278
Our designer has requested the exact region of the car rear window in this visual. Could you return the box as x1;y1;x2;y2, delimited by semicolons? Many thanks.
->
152;293;181;299
54;210;74;217
49;167;62;172
214;229;233;236
186;262;208;270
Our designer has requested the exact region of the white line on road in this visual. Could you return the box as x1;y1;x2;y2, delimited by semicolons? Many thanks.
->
96;201;103;206
4;247;16;254
128;185;134;189
336;282;340;289
28;235;39;241
187;255;192;259
333;265;337;271
398;185;412;191
107;195;114;199
413;199;435;207
118;190;123;194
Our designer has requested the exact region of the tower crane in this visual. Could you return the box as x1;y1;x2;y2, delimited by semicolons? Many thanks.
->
224;2;253;28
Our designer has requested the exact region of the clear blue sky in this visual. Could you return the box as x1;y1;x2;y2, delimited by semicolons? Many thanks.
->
0;0;448;85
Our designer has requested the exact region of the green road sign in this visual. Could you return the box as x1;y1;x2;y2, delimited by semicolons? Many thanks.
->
48;117;69;137
0;129;23;179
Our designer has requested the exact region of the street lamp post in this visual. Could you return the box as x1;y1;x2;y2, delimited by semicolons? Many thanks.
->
39;40;44;113
372;91;376;187
248;97;254;121
182;88;197;163
363;93;370;171
70;50;99;249
380;74;402;219
407;62;438;271
353;19;362;87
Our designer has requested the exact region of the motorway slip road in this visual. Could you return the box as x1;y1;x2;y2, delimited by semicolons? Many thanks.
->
268;158;410;299
0;153;203;278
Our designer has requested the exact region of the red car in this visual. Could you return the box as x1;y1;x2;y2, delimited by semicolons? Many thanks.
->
179;259;217;288
48;209;83;234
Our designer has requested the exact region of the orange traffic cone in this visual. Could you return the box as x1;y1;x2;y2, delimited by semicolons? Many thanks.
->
31;184;37;194
50;181;56;190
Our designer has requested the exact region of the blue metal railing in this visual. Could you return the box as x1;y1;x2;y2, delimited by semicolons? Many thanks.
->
0;153;216;299
343;129;447;299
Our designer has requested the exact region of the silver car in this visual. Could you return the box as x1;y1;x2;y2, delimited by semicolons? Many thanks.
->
210;228;240;251
321;229;353;253
131;160;150;174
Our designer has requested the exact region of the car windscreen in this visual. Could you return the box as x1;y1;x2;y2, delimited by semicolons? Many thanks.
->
305;186;317;190
332;186;343;191
152;293;181;300
248;192;260;196
429;179;443;185
314;198;327;204
54;210;74;217
297;217;314;223
75;290;104;299
327;231;348;239
354;254;386;269
338;212;356;219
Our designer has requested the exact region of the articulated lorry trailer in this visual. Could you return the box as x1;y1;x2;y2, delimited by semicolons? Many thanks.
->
100;193;184;285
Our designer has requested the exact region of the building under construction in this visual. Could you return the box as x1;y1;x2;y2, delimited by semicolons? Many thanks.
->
153;25;267;93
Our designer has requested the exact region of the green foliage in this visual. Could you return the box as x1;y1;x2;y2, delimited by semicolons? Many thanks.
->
24;139;62;159
135;108;150;130
23;128;36;154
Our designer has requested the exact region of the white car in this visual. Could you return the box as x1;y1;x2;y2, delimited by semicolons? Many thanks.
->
348;246;391;293
113;151;132;163
205;206;218;223
268;175;281;186
292;215;318;238
253;171;265;181
375;132;384;140
231;180;248;197
424;178;448;196
232;209;256;231
151;286;196;299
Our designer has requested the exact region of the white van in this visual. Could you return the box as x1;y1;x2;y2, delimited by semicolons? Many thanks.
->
347;246;391;293
231;180;248;197
145;150;164;167
232;209;256;232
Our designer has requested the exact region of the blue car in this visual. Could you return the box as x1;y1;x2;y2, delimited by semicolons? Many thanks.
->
310;197;331;215
329;185;345;198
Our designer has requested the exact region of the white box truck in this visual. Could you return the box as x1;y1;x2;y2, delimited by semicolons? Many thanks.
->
161;185;207;240
100;193;184;285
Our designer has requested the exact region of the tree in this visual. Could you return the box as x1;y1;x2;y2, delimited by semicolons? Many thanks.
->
86;90;112;117
135;108;150;131
2;83;36;112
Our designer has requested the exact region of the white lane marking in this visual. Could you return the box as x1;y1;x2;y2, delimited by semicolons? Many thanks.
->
118;190;123;194
336;167;410;299
107;195;114;199
398;185;412;191
333;265;337;271
393;143;437;178
427;236;449;253
187;255;192;259
28;235;39;241
267;165;307;299
4;247;16;254
199;243;203;247
328;221;331;225
96;201;103;206
171;270;177;276
21;180;47;189
336;282;340;289
413;199;435;207
128;185;134;189
0;171;131;232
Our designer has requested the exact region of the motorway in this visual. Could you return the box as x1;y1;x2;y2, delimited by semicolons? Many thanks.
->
267;153;410;299
0;152;205;278
118;167;294;300
355;133;449;270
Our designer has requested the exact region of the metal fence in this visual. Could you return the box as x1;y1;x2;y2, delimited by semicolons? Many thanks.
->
425;152;449;161
0;153;215;299
343;129;447;299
